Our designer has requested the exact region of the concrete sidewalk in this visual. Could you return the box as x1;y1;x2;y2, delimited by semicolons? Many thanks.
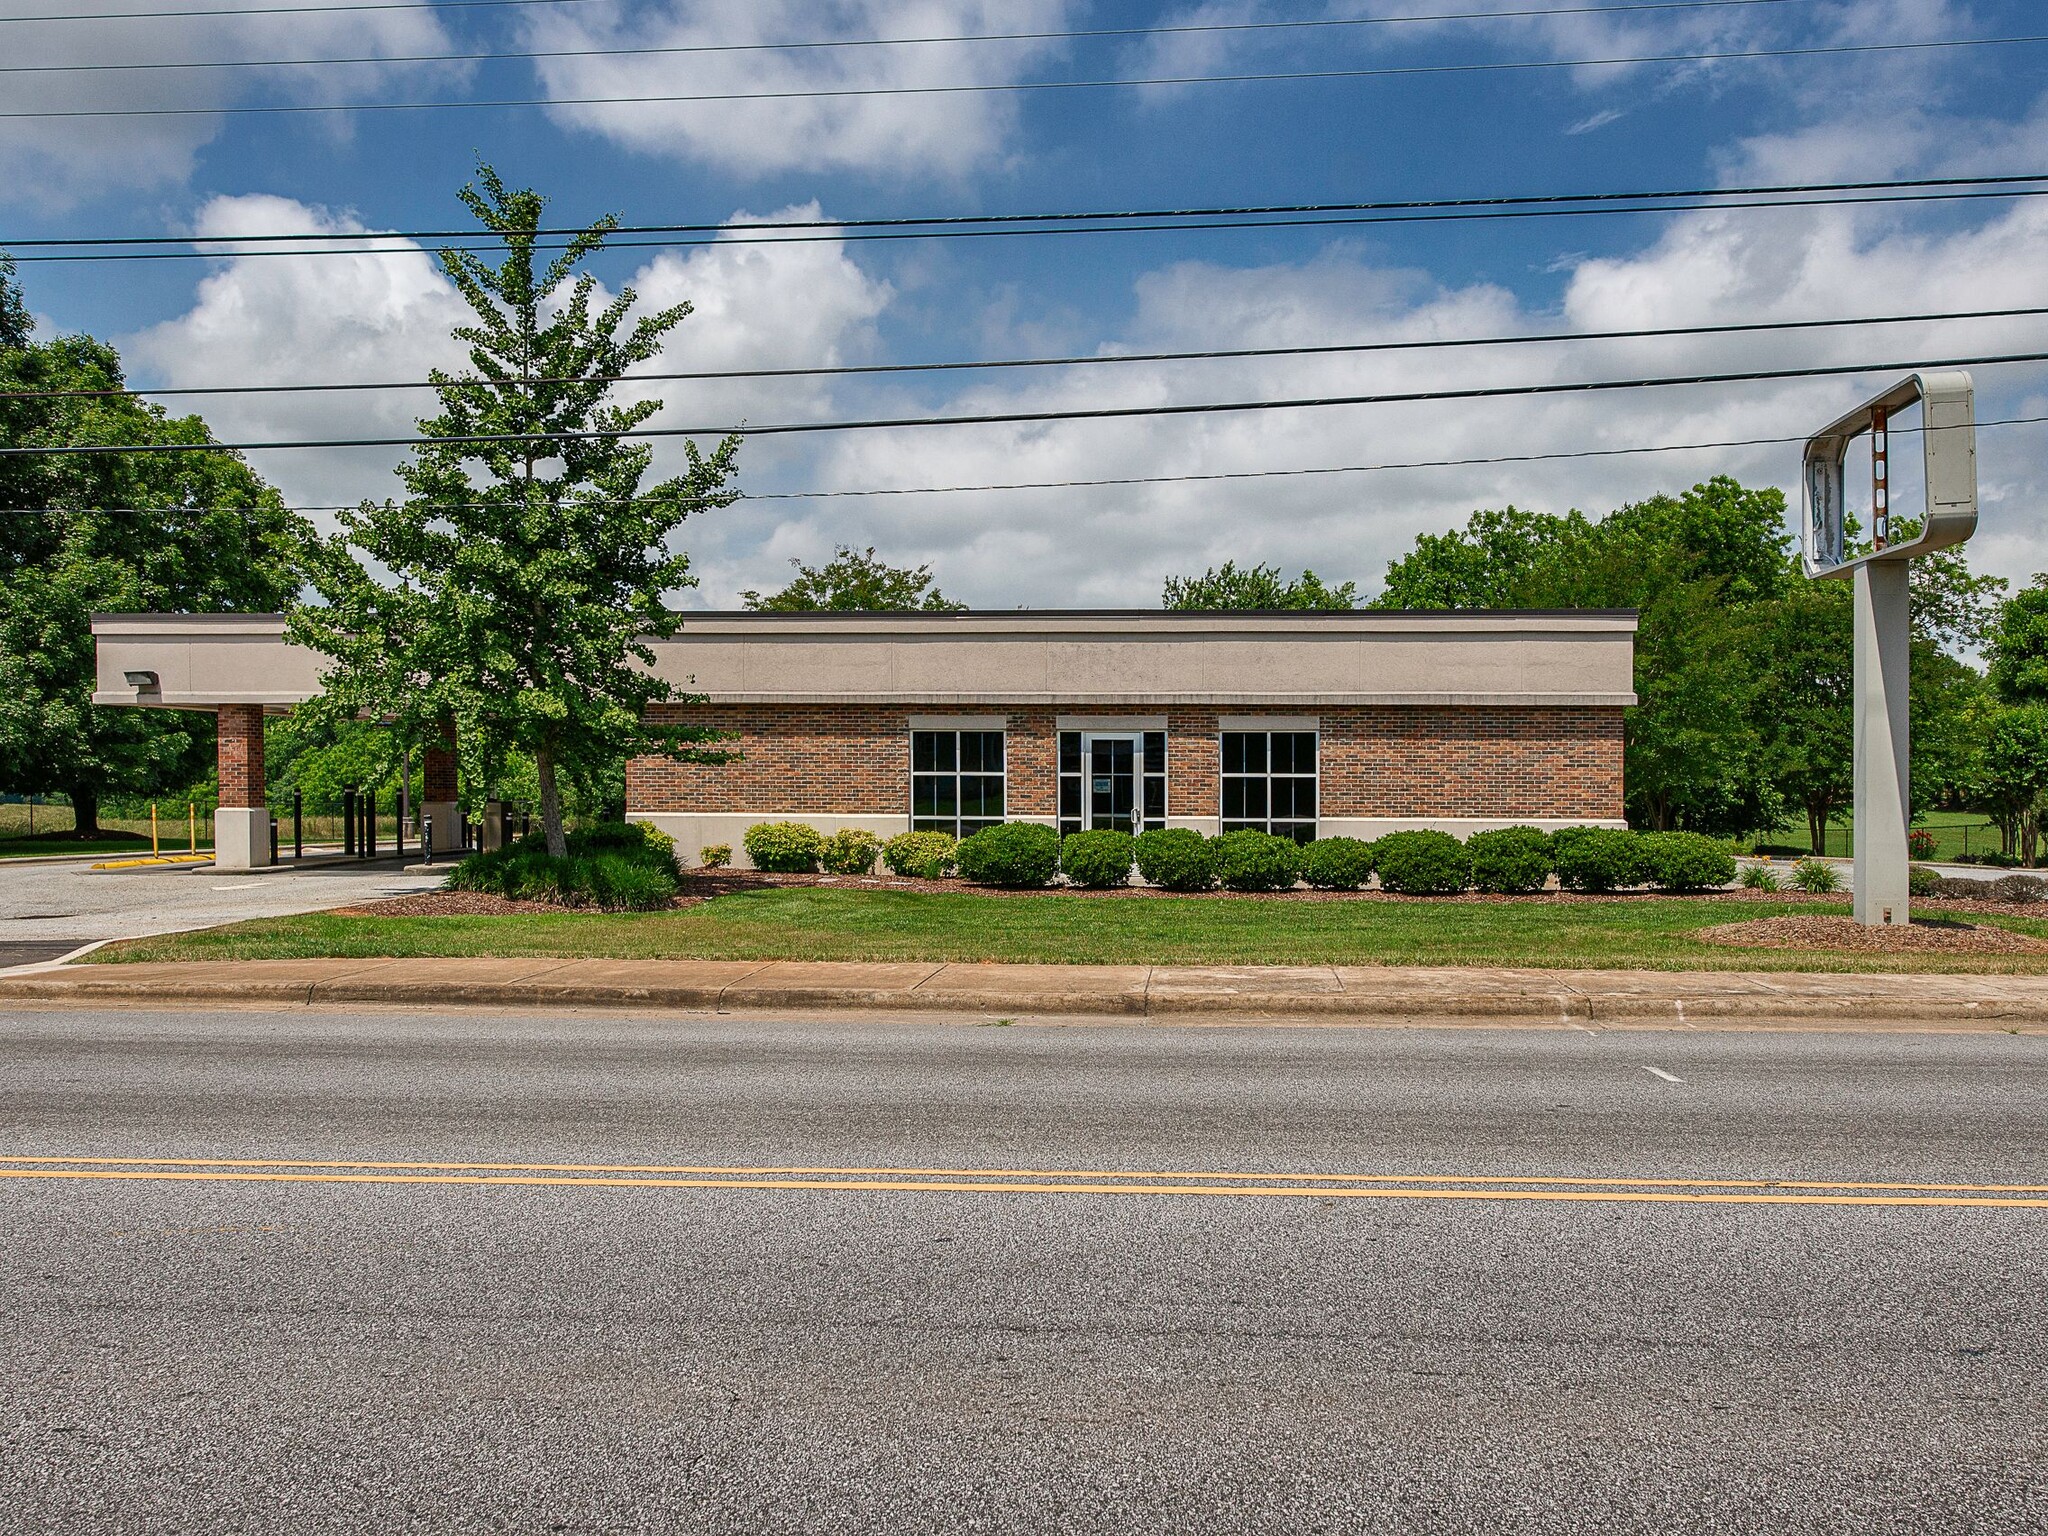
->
3;956;2047;1029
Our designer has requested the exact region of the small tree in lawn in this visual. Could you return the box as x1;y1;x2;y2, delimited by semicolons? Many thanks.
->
290;166;741;858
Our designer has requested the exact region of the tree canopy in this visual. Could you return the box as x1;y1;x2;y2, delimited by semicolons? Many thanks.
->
741;545;964;611
1162;561;1358;611
0;256;303;833
1987;575;2048;705
288;167;742;858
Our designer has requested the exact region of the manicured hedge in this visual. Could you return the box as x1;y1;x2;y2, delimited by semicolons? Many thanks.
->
1134;827;1216;891
1466;827;1553;894
883;830;957;879
1061;830;1136;888
956;822;1061;887
743;821;825;874
1211;829;1303;892
1300;836;1374;890
1552;827;1646;893
820;827;882;876
1638;831;1736;892
1373;830;1471;895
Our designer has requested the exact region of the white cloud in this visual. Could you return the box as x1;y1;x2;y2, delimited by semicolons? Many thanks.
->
521;0;1076;178
0;0;459;206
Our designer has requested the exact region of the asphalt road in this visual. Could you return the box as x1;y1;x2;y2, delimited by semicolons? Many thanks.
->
1;1008;2043;1534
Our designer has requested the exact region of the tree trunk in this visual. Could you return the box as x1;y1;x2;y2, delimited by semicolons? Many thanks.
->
535;745;567;858
68;784;101;838
1807;804;1825;855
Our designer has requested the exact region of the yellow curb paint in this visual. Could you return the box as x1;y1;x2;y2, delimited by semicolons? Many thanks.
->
3;1154;2046;1198
87;854;211;871
2;1166;2046;1210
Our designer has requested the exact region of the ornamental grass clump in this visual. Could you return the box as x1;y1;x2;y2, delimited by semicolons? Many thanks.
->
1210;829;1303;892
1133;827;1216;891
446;822;681;910
1372;830;1471;895
1465;827;1553;894
743;821;825;873
955;822;1060;887
1790;857;1842;893
1060;829;1136;889
1299;836;1374;890
882;830;957;879
820;827;882;876
1552;827;1647;893
1739;862;1782;892
1638;831;1737;893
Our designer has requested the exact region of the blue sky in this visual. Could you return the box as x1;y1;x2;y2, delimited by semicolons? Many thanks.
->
7;0;2048;608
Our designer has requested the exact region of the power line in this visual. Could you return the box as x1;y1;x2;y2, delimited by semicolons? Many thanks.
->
4;0;596;21
3;32;2042;119
11;304;2048;404
9;413;2044;513
7;349;2047;457
8;174;2044;265
0;0;1821;70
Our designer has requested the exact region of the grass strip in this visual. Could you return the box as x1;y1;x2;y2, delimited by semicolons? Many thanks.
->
88;889;2048;974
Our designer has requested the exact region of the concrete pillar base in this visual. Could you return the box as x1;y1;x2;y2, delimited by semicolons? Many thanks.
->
482;801;508;851
422;801;463;854
214;807;274;871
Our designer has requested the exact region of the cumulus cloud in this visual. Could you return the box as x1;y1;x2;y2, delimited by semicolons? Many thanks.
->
521;0;1076;178
0;0;458;206
715;195;2048;610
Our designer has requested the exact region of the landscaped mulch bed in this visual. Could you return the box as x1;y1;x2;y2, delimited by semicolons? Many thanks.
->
329;890;710;918
1697;915;2048;954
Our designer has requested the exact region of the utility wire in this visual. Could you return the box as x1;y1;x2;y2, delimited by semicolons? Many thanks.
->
7;350;2047;457
10;304;2047;404
9;413;2044;513
5;0;596;20
4;32;2043;118
0;0;1822;70
8;174;2044;265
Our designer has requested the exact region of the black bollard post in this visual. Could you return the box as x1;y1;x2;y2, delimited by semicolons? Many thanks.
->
343;789;357;856
293;788;303;859
365;788;377;858
423;815;435;867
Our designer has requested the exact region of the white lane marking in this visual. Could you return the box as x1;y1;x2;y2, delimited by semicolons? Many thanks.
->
1640;1065;1685;1084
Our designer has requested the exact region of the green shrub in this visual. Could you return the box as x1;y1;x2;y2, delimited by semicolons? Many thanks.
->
699;843;732;869
882;830;957;879
1133;827;1216;891
820;827;882;876
743;821;825;874
1061;830;1135;888
1908;865;1941;897
1553;827;1646;893
1210;829;1302;892
1373;830;1471;895
1466;827;1552;894
1908;829;1939;859
1300;836;1374;890
956;822;1060;887
1987;873;2048;903
1790;858;1841;893
1739;862;1782;892
446;835;680;911
1639;831;1737;893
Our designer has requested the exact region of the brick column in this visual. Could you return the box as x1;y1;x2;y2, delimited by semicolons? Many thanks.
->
422;722;461;853
214;705;271;869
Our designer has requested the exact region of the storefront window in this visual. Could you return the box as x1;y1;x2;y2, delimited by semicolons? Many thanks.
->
911;730;1005;837
1220;730;1317;842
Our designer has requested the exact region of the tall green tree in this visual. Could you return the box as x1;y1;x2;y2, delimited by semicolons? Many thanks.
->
741;545;963;611
0;257;302;834
1975;704;2048;863
1987;575;2048;705
290;167;743;858
1162;560;1357;610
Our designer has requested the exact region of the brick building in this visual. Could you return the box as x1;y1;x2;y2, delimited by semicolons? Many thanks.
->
94;609;1634;869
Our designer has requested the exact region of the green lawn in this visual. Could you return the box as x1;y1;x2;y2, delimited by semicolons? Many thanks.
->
89;888;2048;974
0;830;204;860
1753;810;2023;863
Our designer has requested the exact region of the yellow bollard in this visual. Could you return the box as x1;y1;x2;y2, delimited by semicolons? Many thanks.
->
189;801;197;854
150;802;159;856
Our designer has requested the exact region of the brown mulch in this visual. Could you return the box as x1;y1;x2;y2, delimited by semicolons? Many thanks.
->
328;890;712;918
1697;915;2048;954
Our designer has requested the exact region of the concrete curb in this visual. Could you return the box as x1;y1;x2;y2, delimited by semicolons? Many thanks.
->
4;958;2048;1029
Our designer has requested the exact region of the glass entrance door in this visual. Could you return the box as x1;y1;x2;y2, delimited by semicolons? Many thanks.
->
1086;736;1138;834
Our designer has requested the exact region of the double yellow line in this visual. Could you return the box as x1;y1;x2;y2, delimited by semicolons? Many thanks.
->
2;1155;2046;1209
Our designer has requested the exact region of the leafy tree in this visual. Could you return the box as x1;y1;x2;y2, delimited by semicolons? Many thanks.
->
1986;575;2048;705
289;167;742;859
741;545;963;611
1375;507;1585;610
1162;560;1357;610
1755;580;1853;852
0;257;302;835
1975;704;2048;864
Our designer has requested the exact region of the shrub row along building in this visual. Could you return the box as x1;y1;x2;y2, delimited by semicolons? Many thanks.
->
92;609;1637;869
